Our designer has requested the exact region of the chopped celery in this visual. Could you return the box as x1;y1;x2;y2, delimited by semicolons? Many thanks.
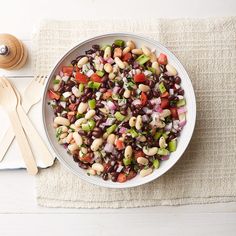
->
53;79;60;84
168;139;177;152
123;158;132;166
153;159;160;169
136;54;150;65
177;98;186;107
88;119;95;130
88;81;101;90
159;82;166;93
114;39;125;47
88;99;96;109
79;83;84;92
96;70;105;77
106;124;117;134
158;148;169;156
154;132;162;140
147;67;156;74
81;123;90;132
162;133;168;140
129;128;139;138
114;111;125;121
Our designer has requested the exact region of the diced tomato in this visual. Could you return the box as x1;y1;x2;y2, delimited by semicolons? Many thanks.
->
80;154;93;163
158;53;168;65
122;52;132;61
116;139;125;150
48;89;60;100
160;91;169;98
170;107;179;119
62;66;73;75
91;73;102;83
69;103;77;111
127;170;137;180
134;150;145;160
75;72;88;84
117;173;127;183
113;48;123;58
160;98;169;109
140;92;148;106
134;73;146;83
102;90;112;99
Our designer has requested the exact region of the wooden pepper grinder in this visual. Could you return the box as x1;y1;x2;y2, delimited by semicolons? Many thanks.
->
0;34;27;70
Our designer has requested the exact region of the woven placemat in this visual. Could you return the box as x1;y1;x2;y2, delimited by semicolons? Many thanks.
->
33;17;236;208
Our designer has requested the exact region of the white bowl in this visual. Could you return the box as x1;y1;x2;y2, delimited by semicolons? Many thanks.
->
42;33;196;188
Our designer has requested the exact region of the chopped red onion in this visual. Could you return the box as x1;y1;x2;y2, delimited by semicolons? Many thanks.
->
132;99;142;106
85;69;94;77
119;127;127;134
104;143;114;153
95;92;102;100
133;61;139;69
99;56;105;63
59;71;64;77
113;86;120;94
62;91;72;98
169;88;174;95
177;107;187;114
93;115;100;121
62;76;69;82
179;120;187;128
160;155;169;161
107;101;116;110
107;57;114;64
175;84;181;89
143;107;153;114
116;165;124;173
104;117;116;126
59;101;66;108
156;106;163;113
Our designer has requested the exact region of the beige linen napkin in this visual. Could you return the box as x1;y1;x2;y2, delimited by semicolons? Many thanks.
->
33;17;236;208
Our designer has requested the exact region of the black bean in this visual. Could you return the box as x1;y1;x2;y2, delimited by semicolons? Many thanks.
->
70;115;76;123
147;90;153;99
86;92;92;98
61;113;67;118
152;90;160;97
108;80;115;88
76;55;86;61
175;76;181;84
67;80;76;87
85;49;95;54
73;154;79;162
70;95;76;103
71;60;77;66
99;50;104;57
99;88;107;93
84;88;92;94
117;153;123;161
54;105;63;113
102;172;108;181
148;80;155;88
92;131;102;138
78;130;86;136
64;85;71;92
107;165;114;173
78;161;89;169
92;44;100;50
178;89;185;95
81;96;88;102
111;172;118;182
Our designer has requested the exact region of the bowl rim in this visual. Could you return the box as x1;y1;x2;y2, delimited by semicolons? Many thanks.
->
42;32;197;188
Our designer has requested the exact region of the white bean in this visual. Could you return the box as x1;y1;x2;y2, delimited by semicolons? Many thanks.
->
160;109;171;119
54;117;70;126
152;61;161;75
137;157;149;165
140;168;153;177
56;125;68;133
150;53;157;63
123;46;131;54
124;145;132;159
85;109;96;119
66;133;73;143
92;163;104;172
91;138;103;151
77;57;88;68
59;133;67;139
75;118;87;127
72;132;83;146
156;120;166;128
104;46;111;60
77;102;88;114
107;134;116;144
79;147;88;158
137;135;147;142
131;49;143;55
126;40;136;50
166;64;177;76
104;63;113;73
108;72;116;80
135;115;142;130
114;57;125;69
123;89;131;98
143;146;158;156
68;143;78;152
129;117;137;127
139;84;150;92
141;45;151;56
159;136;167;149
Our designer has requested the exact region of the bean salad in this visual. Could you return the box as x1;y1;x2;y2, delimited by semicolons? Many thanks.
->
48;39;187;183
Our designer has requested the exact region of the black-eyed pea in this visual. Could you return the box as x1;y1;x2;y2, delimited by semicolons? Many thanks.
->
159;136;167;149
54;117;70;126
138;84;150;92
72;132;83;146
92;163;104;172
68;143;79;152
77;56;88;68
104;63;113;73
166;64;178;76
109;72;116;80
124;145;132;159
137;157;149;165
77;102;88;114
137;135;146;142
91;138;103;151
79;147;88;158
56;125;68;133
99;107;109;115
143;146;158;156
135;115;142;130
123;46;131;54
103;46;111;60
85;110;96;120
107;134;116;144
129;117;137;127
131;48;143;55
87;168;96;176
114;57;125;69
141;45;151;56
156;120;165;128
123;89;131;98
150;53;157;63
140;168;153;177
152;61;161;75
59;133;67;139
126;40;136;50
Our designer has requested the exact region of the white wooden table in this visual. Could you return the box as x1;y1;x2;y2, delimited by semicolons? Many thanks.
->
0;0;236;235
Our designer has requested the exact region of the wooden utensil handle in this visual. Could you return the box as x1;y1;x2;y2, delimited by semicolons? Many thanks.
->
17;104;54;166
8;110;38;175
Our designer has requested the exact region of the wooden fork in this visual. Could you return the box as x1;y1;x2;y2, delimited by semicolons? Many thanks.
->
0;77;38;175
